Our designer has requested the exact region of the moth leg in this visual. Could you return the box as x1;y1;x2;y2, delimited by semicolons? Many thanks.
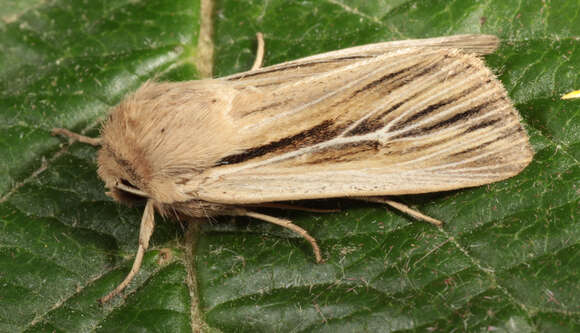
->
99;200;155;304
52;128;102;146
251;32;265;70
250;202;340;213
359;197;443;227
243;211;323;263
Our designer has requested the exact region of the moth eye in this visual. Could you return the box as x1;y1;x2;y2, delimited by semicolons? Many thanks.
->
112;179;147;204
120;178;139;189
115;178;148;203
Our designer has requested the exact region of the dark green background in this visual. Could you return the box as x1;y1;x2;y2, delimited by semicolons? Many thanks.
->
1;0;578;332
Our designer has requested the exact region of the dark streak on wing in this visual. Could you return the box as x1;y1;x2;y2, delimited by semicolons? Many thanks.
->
344;61;459;137
426;100;494;131
451;124;525;157
344;101;406;136
390;98;499;140
216;120;344;165
253;81;298;88
348;64;416;98
393;100;453;130
377;59;448;94
391;136;457;156
464;118;502;133
301;140;381;165
391;80;481;131
239;101;285;117
328;63;437;126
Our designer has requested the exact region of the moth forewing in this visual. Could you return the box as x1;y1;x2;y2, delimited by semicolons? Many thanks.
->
224;34;501;84
192;48;533;203
53;34;533;303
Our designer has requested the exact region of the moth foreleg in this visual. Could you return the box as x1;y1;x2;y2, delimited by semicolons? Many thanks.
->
99;200;155;304
242;210;323;263
250;32;265;70
52;128;102;146
359;197;443;227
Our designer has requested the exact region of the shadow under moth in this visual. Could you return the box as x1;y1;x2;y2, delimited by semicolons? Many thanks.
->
53;34;533;303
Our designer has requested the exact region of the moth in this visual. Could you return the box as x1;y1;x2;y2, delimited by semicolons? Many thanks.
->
53;34;533;303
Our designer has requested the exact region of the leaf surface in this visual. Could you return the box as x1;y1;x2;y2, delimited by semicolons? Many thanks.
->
1;0;579;332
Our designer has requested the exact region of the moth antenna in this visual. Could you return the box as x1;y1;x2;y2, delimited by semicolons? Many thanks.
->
52;128;102;146
99;200;156;304
197;202;217;224
251;32;265;70
361;197;443;227
242;211;322;263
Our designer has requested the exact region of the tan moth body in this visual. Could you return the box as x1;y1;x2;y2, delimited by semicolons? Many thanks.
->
54;34;533;303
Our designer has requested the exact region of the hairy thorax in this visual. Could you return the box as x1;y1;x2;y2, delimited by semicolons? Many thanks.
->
96;80;244;216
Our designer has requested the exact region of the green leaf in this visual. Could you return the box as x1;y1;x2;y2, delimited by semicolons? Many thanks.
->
1;0;579;332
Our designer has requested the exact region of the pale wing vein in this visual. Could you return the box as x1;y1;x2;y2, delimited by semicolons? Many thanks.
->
198;47;532;201
242;49;441;130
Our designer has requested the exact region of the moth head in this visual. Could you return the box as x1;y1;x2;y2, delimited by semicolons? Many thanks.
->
95;80;236;206
97;135;193;205
97;145;151;205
